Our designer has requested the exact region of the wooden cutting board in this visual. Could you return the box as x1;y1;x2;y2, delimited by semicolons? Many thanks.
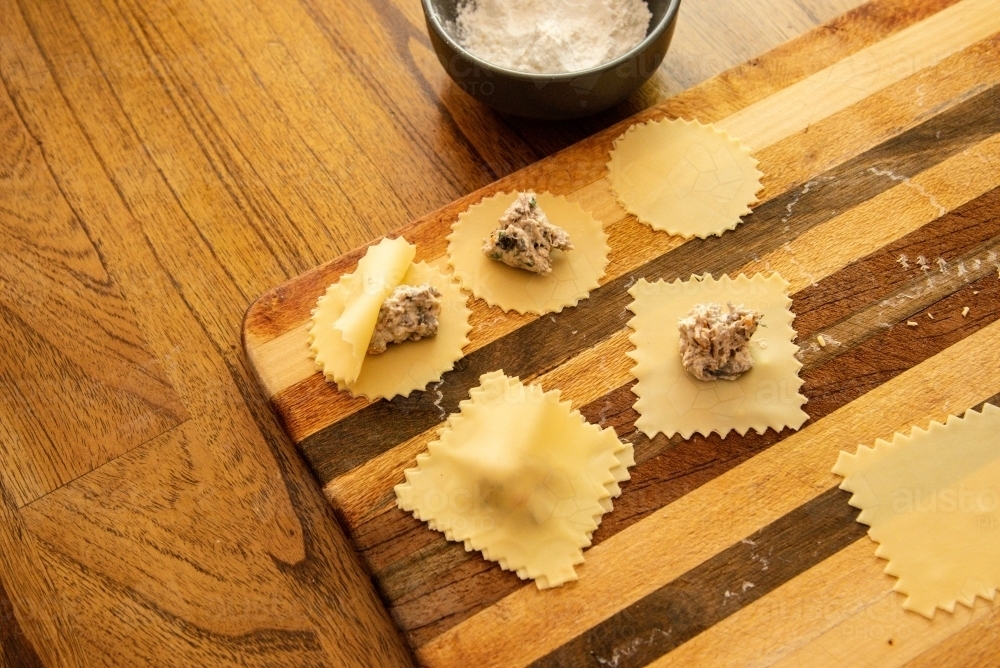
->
242;0;1000;664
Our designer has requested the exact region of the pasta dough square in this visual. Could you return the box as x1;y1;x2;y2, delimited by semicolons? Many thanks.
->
626;273;808;439
833;403;1000;617
395;371;634;589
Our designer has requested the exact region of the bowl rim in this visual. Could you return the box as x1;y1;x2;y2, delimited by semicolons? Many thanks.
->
421;0;682;81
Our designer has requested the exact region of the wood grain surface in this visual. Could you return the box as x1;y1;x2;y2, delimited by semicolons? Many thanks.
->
0;0;877;664
242;0;1000;666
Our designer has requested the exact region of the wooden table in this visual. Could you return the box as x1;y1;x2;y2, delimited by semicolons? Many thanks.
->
9;0;996;665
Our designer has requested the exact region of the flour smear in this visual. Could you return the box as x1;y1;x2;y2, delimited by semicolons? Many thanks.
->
454;0;652;74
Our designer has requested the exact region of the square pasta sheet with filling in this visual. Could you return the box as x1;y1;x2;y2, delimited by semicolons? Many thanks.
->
626;273;808;439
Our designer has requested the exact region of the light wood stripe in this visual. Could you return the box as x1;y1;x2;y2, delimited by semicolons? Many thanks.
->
902;601;1000;667
324;132;1000;528
771;586;998;666
651;540;999;668
531;487;869;667
248;15;1000;406
721;0;1000;147
249;323;320;398
419;319;1000;667
752;30;1000;205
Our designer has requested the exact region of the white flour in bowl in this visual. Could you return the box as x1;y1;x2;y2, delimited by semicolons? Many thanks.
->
454;0;652;74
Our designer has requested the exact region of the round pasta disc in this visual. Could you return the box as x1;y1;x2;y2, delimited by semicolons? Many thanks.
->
608;118;763;239
308;261;471;401
447;191;609;315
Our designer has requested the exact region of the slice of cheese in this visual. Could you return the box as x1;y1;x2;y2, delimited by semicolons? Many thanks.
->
395;371;634;589
833;403;1000;617
331;237;415;384
308;238;470;400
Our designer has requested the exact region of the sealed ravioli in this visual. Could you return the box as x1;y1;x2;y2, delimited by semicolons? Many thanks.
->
626;273;807;439
395;371;634;588
608;118;763;239
448;191;609;315
308;238;471;400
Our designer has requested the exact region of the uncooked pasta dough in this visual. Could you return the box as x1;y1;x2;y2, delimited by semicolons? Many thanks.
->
608;119;763;239
308;238;471;400
833;403;1000;618
448;191;609;315
395;371;634;588
626;273;808;439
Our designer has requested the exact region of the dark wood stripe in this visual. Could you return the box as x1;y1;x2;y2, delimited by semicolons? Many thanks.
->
793;188;1000;338
530;487;868;668
972;392;1000;413
301;84;1000;485
366;188;1000;647
0;575;44;668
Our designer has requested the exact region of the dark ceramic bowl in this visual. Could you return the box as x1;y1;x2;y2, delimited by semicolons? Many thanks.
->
420;0;682;120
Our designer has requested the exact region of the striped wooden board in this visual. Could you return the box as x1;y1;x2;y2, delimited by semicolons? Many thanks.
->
242;0;1000;664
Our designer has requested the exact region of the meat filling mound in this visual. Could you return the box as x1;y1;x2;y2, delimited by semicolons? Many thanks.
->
678;302;761;381
367;284;442;355
482;193;573;275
